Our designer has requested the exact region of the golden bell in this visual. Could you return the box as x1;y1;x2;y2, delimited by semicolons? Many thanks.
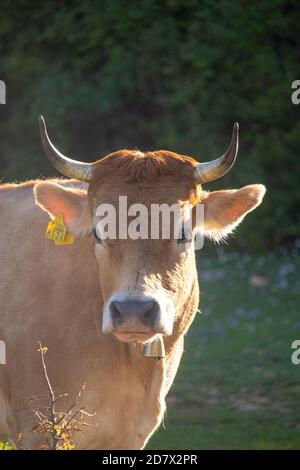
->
143;336;165;360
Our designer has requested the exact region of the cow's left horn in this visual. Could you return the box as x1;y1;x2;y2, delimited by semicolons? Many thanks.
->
194;123;239;184
39;115;93;182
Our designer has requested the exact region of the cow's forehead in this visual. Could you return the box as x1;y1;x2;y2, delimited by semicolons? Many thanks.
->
90;178;198;207
88;149;202;206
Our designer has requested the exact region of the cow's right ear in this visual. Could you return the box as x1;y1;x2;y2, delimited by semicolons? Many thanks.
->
33;182;91;236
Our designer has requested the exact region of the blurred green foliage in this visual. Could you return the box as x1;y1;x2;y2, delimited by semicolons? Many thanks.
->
0;438;14;450
0;0;299;250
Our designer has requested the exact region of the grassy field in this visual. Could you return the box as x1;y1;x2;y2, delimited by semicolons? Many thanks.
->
148;247;300;450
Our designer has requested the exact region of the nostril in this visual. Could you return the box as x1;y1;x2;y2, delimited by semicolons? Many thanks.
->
143;302;159;327
111;302;124;326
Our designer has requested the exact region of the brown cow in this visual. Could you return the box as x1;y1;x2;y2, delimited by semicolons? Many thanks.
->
0;117;265;449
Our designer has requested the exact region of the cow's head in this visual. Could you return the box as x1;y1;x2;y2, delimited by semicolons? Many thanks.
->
34;117;265;344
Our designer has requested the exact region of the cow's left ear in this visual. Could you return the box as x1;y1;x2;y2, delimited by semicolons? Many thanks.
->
33;182;91;236
200;184;266;241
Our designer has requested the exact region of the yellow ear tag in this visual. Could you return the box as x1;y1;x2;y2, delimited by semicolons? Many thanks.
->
45;214;74;246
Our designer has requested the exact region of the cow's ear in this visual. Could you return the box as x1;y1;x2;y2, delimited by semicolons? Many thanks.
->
200;184;266;241
33;182;91;236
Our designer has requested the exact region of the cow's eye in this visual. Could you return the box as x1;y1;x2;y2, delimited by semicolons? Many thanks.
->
92;228;102;244
177;226;192;244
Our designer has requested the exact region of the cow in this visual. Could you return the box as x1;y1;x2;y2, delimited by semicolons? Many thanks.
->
0;116;265;449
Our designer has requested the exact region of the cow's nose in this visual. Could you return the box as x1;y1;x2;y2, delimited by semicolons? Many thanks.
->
111;300;160;327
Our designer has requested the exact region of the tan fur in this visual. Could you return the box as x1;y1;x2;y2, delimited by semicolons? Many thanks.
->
0;150;265;449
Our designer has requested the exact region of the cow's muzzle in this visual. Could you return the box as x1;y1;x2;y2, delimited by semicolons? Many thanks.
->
103;293;174;342
111;299;159;329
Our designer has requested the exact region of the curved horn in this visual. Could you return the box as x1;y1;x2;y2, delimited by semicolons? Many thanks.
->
39;115;93;182
194;123;239;184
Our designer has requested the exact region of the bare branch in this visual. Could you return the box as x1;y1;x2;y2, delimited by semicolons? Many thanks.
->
30;343;95;450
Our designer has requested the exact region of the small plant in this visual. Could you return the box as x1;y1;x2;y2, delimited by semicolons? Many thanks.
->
0;438;15;450
30;342;95;450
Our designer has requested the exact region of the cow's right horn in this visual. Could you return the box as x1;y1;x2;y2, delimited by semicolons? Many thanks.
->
39;115;93;182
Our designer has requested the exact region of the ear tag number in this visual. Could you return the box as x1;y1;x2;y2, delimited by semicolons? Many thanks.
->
45;214;74;245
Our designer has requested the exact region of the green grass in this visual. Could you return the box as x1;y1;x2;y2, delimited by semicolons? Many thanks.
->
147;248;300;450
